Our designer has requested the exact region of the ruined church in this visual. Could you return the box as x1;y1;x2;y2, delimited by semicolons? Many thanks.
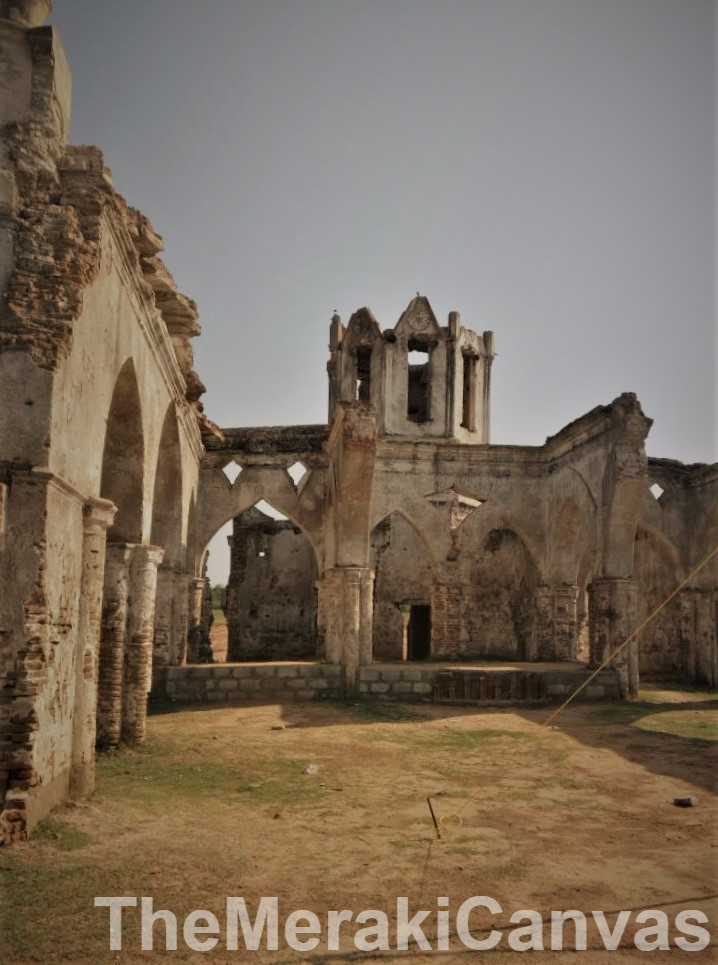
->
0;7;716;842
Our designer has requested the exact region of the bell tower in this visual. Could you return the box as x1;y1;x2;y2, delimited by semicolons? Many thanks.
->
328;295;495;443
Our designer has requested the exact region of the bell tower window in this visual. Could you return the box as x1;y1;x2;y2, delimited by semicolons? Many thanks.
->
355;348;372;402
461;352;477;431
407;340;431;423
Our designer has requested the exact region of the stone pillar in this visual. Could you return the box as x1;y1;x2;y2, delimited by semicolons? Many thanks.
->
554;584;580;659
187;577;207;663
122;545;163;743
69;498;116;797
172;572;190;667
318;567;374;690
534;584;579;661
152;565;181;693
680;588;718;688
588;579;639;698
96;543;134;749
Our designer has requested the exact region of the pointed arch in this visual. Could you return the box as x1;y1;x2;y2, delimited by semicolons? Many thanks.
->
100;359;144;543
194;465;323;577
370;510;434;660
150;404;184;566
457;502;545;580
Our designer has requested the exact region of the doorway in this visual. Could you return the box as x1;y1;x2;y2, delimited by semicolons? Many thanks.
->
408;604;431;661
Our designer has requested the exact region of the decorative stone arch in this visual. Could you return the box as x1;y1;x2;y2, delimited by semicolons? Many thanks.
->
194;464;324;578
194;488;323;579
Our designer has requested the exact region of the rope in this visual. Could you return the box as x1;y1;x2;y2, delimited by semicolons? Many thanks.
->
543;544;718;728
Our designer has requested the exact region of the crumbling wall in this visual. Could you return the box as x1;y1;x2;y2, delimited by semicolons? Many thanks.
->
0;19;204;842
226;509;317;661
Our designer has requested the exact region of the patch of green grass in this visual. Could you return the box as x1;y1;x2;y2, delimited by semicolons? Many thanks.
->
0;859;134;964
96;741;328;810
634;709;718;742
32;816;91;851
97;741;240;803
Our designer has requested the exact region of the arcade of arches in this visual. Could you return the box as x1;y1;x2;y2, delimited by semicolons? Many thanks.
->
0;15;716;843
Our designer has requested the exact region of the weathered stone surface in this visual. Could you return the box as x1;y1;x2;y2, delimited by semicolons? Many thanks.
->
0;18;715;849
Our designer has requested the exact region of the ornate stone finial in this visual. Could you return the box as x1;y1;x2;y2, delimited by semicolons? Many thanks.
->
0;0;53;27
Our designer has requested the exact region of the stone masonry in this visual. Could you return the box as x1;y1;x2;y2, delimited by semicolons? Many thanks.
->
0;5;715;842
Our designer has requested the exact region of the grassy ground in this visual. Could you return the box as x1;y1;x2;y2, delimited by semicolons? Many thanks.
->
1;690;716;963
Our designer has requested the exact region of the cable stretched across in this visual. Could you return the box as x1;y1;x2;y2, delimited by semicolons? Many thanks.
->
543;544;718;728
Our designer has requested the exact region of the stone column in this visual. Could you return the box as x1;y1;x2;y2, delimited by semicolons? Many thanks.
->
172;572;190;667
553;584;580;659
187;577;207;664
534;584;579;661
588;578;639;698
96;543;134;749
122;545;164;743
69;498;116;796
319;567;374;690
152;565;177;693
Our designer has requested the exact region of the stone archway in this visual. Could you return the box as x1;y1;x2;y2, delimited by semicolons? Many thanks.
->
225;502;319;662
150;404;188;687
96;360;160;748
370;511;435;661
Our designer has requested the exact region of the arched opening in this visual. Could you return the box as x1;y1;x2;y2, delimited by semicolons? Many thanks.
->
224;500;318;662
355;347;372;401
466;528;539;660
100;359;144;543
97;360;146;748
371;512;433;661
150;405;184;565
150;406;185;688
407;340;431;423
633;527;683;679
201;519;233;663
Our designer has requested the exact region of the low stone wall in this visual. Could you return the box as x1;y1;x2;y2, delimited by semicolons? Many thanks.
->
165;663;344;704
164;662;620;705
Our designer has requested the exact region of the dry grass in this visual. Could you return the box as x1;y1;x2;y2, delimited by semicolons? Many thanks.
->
1;690;716;963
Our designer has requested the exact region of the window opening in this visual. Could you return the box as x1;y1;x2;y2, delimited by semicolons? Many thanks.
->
461;353;477;430
407;340;430;423
222;461;242;485
355;348;372;402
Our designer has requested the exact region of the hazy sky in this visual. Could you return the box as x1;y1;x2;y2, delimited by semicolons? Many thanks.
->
48;1;715;578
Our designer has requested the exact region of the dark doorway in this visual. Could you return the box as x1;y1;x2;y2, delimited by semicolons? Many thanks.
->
408;604;431;660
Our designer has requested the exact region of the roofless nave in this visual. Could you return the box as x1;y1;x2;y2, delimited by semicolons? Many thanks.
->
0;6;715;842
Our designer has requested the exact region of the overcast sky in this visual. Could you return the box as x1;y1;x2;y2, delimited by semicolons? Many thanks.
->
48;1;715;579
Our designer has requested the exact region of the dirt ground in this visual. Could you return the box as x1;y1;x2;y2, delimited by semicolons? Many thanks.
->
210;622;228;663
1;689;716;964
